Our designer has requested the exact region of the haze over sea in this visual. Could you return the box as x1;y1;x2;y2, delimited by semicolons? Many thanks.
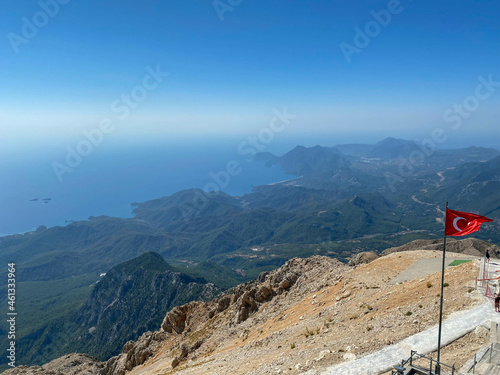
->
0;137;296;237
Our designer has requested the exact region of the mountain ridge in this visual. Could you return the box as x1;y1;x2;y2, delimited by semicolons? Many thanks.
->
4;252;221;369
4;238;493;375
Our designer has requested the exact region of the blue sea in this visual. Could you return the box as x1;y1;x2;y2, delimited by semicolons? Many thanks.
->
0;138;295;236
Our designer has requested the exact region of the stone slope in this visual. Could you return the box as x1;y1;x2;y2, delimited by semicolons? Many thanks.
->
4;247;487;375
113;251;482;375
104;255;349;375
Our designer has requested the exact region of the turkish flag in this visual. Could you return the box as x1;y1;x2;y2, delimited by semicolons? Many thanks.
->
445;208;493;236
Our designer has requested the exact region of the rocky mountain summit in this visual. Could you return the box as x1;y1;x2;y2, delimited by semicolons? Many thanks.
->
103;255;349;375
5;238;493;375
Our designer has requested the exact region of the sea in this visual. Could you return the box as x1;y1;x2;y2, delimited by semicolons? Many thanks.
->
0;137;296;237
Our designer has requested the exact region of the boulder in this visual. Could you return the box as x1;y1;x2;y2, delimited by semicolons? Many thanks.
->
255;285;273;302
161;305;187;334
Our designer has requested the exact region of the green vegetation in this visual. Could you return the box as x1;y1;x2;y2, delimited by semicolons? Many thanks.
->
173;260;248;291
0;273;95;338
448;260;472;267
0;252;219;368
0;274;95;372
304;326;319;338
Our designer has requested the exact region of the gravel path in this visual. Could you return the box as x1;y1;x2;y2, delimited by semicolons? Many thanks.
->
389;257;476;285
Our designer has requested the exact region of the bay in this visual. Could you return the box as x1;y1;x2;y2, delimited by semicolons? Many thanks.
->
0;139;290;236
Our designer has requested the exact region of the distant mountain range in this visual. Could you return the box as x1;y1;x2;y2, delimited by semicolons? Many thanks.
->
1;137;499;369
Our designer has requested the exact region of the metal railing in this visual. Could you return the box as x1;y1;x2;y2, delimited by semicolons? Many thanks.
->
468;343;500;373
392;350;455;375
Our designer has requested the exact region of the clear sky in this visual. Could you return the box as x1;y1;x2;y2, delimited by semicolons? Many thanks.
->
1;0;499;150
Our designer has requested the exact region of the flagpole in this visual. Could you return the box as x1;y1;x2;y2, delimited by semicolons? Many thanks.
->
436;201;448;374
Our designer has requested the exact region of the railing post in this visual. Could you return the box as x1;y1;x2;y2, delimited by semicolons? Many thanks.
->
491;343;493;363
473;353;476;374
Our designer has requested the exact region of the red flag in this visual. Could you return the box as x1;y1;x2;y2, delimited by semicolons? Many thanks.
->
445;208;493;236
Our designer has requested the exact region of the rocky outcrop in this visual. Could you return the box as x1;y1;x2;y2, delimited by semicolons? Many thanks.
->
348;251;380;266
6;256;349;375
171;340;204;369
3;353;104;375
103;331;168;375
161;305;188;334
103;256;349;373
216;295;231;312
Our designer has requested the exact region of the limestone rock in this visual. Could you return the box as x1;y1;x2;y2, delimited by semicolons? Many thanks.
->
161;305;188;334
342;352;357;361
104;331;167;375
348;251;380;266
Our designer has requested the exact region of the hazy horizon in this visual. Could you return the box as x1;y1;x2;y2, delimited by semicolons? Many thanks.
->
1;1;499;150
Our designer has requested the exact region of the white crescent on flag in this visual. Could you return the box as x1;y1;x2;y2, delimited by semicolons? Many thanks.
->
453;217;467;232
446;208;493;236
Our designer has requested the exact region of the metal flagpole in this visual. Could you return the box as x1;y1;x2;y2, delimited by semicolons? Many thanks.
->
436;201;448;375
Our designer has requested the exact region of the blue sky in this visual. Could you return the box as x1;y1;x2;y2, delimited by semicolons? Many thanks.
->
1;0;499;150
